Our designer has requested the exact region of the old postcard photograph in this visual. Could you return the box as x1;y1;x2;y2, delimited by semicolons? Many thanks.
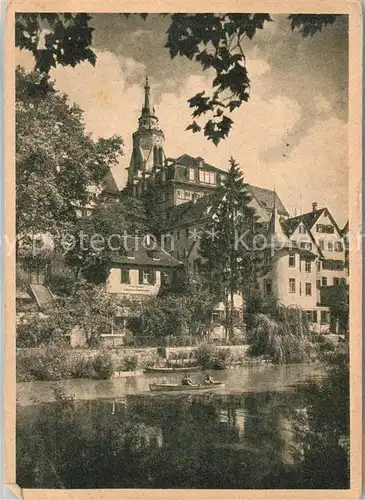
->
4;1;362;498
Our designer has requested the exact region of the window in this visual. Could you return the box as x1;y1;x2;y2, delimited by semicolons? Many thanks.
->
299;225;306;234
265;280;272;295
189;168;195;181
319;240;324;250
322;277;328;286
335;241;343;252
333;278;340;286
139;269;156;285
317;224;334;234
177;189;184;199
317;261;321;271
199;170;205;182
320;310;329;324
204;171;210;184
305;261;311;272
209;172;216;184
185;190;192;200
212;310;223;322
120;269;130;284
322;260;344;271
306;310;318;323
328;242;333;251
316;280;321;289
289;278;296;294
305;283;312;296
289;253;295;267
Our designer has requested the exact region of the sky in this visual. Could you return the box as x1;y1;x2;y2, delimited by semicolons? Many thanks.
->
16;14;349;226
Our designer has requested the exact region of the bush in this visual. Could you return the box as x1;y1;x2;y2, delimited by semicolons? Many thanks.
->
197;343;232;370
70;357;95;379
92;352;115;379
16;316;67;348
17;347;71;381
117;355;139;372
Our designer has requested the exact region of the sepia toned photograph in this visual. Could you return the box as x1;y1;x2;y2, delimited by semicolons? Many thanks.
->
6;5;362;497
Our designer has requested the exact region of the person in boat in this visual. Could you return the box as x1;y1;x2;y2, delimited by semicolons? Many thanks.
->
181;373;194;386
204;373;215;385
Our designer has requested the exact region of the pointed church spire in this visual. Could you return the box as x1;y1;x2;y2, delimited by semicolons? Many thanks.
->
144;76;151;113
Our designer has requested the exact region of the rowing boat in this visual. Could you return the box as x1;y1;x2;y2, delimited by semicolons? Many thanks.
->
144;366;202;374
149;382;225;392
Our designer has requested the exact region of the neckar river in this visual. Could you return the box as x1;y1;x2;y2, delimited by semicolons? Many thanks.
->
16;363;349;489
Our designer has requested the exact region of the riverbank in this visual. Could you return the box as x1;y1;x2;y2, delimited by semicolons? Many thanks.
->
16;344;252;383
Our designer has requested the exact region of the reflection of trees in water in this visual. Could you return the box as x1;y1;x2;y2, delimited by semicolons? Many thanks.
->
17;361;349;489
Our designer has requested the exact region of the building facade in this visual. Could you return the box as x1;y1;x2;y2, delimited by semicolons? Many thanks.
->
120;80;349;335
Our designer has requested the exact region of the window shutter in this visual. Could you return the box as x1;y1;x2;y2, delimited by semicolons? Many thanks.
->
139;269;143;284
149;269;156;284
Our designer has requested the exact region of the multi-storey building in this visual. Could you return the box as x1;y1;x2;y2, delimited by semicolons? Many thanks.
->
123;79;349;335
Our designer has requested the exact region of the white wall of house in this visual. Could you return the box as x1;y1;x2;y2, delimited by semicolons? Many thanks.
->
106;267;162;296
271;250;318;309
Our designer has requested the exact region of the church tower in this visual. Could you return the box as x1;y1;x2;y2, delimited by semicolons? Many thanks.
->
127;78;166;190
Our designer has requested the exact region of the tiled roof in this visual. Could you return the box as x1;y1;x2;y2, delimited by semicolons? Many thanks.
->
282;207;341;237
110;237;182;268
173;154;222;173
248;185;288;216
165;184;288;229
166;194;213;228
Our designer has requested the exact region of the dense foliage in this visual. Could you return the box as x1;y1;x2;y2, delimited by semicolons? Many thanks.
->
16;282;122;348
247;305;311;364
16;67;123;241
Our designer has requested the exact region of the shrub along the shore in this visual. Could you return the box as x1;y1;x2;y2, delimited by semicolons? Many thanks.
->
16;348;140;382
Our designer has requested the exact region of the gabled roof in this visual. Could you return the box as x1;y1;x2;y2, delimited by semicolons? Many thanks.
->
282;207;342;237
110;237;182;268
248;185;289;217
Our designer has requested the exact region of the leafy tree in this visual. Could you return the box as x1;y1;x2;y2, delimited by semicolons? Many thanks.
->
139;180;168;236
16;66;123;241
64;192;147;283
16;13;339;144
199;157;261;338
17;281;122;347
128;289;215;340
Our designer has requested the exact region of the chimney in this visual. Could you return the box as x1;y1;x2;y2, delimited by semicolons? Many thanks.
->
312;202;318;212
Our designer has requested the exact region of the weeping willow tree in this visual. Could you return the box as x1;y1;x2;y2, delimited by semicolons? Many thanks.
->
247;305;311;364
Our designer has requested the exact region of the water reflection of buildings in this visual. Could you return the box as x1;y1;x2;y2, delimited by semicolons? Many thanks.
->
108;393;303;466
109;399;164;449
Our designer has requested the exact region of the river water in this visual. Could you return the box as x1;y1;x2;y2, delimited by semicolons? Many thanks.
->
17;363;323;406
16;363;349;489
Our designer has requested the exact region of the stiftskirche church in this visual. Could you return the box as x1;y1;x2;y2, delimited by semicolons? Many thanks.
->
119;79;348;335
